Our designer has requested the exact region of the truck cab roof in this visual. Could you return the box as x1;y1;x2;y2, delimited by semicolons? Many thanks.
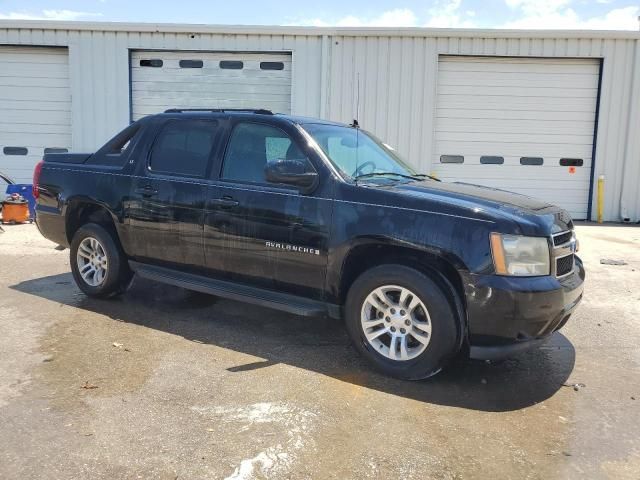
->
140;109;348;129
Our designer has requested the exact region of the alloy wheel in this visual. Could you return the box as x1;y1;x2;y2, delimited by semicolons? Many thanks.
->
76;236;108;287
360;285;432;361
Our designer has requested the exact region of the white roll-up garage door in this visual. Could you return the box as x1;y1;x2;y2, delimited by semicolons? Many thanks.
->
131;51;292;121
433;56;600;219
0;46;71;184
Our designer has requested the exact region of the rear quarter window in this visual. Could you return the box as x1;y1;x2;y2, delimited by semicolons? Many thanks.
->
86;124;143;167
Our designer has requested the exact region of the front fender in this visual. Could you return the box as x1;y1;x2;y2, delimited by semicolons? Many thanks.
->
326;234;471;303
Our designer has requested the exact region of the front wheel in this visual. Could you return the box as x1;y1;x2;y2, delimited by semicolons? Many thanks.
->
345;265;460;380
70;223;132;298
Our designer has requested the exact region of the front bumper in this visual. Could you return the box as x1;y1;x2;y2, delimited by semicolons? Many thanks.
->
464;256;584;360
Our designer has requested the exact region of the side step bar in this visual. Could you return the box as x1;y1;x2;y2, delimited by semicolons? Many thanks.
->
129;261;337;318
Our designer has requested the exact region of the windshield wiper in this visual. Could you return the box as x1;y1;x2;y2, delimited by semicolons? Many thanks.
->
411;173;441;182
354;172;441;182
354;172;422;182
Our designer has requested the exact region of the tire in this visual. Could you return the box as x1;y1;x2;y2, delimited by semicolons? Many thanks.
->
345;264;460;380
70;223;132;298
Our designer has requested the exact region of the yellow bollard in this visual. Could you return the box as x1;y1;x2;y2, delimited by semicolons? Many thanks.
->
597;175;604;224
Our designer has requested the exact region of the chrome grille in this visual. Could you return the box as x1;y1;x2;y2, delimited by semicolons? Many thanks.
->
552;230;576;278
556;254;575;277
553;231;573;246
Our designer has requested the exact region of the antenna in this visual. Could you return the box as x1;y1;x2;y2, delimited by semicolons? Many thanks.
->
356;72;361;121
353;72;361;185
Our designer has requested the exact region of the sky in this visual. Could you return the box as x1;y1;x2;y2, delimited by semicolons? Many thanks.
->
0;0;639;30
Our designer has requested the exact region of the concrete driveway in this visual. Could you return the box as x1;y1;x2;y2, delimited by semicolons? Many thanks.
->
1;223;639;479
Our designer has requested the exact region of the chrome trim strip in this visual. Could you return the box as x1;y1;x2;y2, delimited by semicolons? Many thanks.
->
554;244;574;258
44;166;496;223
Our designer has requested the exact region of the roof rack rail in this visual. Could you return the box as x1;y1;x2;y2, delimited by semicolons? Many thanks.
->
163;108;273;115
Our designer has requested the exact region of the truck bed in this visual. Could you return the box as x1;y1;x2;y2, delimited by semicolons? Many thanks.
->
43;153;92;164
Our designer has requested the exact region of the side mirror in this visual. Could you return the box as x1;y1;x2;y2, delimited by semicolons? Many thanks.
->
265;159;318;194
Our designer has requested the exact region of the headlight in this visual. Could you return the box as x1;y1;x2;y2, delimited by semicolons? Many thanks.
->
490;233;550;276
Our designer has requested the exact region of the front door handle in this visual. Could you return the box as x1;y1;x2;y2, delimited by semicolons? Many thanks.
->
210;196;239;208
135;185;158;197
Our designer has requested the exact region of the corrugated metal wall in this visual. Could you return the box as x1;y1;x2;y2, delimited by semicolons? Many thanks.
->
326;34;640;223
0;23;638;222
0;27;324;150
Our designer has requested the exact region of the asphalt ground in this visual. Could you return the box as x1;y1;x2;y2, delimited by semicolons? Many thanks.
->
1;223;639;479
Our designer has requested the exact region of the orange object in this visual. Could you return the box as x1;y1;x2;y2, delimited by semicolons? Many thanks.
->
2;201;30;224
490;232;507;275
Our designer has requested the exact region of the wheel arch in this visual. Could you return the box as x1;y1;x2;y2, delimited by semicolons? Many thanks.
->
336;239;468;347
65;197;120;246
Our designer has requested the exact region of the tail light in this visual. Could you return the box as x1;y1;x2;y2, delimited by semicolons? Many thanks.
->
33;160;44;199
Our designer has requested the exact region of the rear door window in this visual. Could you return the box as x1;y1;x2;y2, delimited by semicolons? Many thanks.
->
149;120;219;178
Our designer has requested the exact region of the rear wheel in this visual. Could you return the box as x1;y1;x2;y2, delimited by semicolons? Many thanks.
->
70;223;132;298
345;265;460;380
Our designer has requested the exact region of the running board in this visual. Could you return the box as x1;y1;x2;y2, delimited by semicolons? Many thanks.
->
129;261;332;318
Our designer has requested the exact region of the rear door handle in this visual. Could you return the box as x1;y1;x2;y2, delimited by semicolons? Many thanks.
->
135;185;158;196
210;196;239;208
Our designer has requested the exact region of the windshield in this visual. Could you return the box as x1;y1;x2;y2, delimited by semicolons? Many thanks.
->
302;123;419;181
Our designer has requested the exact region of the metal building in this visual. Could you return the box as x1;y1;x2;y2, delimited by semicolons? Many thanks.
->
1;21;639;222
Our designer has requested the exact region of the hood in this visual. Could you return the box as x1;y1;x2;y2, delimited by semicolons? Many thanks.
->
404;181;552;212
376;180;574;233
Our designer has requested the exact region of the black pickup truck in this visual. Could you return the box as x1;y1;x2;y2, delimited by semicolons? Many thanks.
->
34;109;584;379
